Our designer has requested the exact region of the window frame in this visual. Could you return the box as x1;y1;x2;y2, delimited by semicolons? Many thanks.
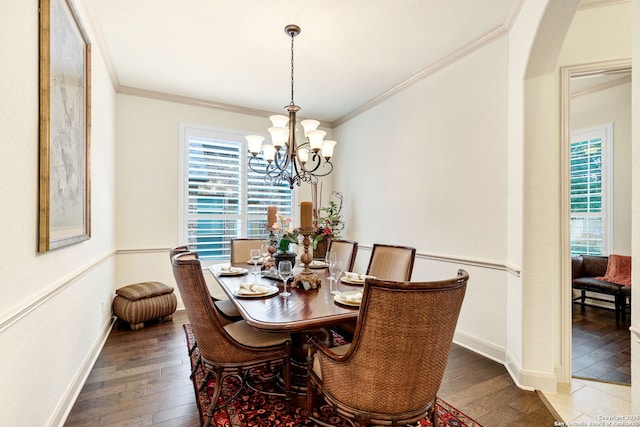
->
178;123;297;267
569;123;613;256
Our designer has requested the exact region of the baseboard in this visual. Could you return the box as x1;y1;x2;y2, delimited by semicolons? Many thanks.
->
453;330;507;365
453;330;558;393
48;316;116;427
504;349;558;393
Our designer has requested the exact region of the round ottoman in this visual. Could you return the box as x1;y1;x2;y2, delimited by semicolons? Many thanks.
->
112;281;177;330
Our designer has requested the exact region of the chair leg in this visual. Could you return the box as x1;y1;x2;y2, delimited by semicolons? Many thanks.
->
203;369;223;427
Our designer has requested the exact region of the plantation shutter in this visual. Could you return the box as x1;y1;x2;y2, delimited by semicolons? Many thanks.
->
184;127;293;261
569;125;611;256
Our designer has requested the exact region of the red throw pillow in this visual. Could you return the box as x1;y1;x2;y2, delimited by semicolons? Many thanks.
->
598;254;632;286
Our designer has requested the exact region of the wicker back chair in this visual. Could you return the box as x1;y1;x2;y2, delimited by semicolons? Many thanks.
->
230;238;264;264
327;239;358;271
366;243;416;281
170;246;241;323
307;270;469;426
172;251;291;427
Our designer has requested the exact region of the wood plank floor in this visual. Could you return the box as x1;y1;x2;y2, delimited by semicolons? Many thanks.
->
572;302;631;385
65;310;558;426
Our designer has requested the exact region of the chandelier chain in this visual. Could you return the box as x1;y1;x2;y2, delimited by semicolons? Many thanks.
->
290;29;295;106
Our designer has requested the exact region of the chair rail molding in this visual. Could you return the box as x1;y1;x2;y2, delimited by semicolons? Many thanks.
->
0;250;115;334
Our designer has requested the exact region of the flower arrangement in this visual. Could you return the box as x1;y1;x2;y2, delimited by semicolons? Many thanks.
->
313;191;344;250
271;214;299;253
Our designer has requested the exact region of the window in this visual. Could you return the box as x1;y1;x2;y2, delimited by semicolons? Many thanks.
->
569;124;612;255
179;124;294;263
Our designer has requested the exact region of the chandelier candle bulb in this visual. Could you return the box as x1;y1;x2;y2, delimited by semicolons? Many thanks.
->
322;140;336;159
246;135;265;155
301;201;313;228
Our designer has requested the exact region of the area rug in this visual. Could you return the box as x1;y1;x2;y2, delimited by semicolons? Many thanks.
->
184;324;481;427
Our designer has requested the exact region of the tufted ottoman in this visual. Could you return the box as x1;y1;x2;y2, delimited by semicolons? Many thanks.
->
112;281;177;330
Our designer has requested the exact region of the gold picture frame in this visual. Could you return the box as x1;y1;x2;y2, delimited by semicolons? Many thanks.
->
38;0;91;252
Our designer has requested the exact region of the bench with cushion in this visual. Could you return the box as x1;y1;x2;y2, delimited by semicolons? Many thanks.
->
571;254;631;322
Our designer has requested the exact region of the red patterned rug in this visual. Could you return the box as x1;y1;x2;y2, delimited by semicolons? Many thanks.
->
184;324;481;427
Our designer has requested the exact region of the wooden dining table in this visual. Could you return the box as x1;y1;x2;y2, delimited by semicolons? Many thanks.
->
208;262;362;393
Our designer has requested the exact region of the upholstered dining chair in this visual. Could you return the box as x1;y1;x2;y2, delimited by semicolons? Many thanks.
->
327;239;358;272
333;243;416;340
170;245;241;323
366;243;416;281
306;270;469;427
172;251;291;427
230;238;264;264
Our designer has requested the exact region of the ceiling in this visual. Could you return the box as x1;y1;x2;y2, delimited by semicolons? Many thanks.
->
85;0;519;124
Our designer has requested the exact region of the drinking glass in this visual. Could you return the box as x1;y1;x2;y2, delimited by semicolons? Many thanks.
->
250;248;261;280
278;261;293;297
329;260;343;295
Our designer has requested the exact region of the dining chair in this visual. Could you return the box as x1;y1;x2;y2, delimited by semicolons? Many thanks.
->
327;239;358;272
230;238;264;264
172;251;291;427
366;243;416;281
333;243;416;340
306;270;469;427
170;246;241;323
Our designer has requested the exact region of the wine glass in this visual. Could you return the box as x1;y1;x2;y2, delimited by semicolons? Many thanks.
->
250;248;261;280
329;260;343;295
325;251;337;291
278;260;293;297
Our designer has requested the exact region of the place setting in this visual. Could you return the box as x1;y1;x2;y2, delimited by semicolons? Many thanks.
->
232;282;278;299
341;271;377;285
216;265;249;276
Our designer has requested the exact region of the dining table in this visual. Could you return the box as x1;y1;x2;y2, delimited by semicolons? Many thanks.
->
208;261;364;393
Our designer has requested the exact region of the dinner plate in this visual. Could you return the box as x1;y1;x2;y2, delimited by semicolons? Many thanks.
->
218;267;249;276
334;291;363;307
341;276;365;285
305;261;328;269
233;285;278;298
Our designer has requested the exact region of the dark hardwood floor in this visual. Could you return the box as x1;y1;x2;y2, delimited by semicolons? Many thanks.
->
65;310;558;426
572;302;631;385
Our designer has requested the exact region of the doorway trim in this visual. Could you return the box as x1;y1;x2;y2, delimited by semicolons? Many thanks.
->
559;58;632;383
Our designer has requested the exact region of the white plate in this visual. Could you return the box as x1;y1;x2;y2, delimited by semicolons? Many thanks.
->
304;261;328;269
334;291;363;307
218;267;249;276
341;276;365;285
233;285;278;298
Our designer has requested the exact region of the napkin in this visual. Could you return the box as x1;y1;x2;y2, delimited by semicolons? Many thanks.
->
344;272;376;281
220;266;244;273
310;260;326;267
238;283;270;295
342;291;363;304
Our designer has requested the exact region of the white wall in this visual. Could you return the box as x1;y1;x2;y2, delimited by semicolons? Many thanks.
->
334;36;511;362
0;1;117;425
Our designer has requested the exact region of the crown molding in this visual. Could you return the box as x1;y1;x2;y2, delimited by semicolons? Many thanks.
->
332;24;508;127
579;0;630;10
571;74;632;98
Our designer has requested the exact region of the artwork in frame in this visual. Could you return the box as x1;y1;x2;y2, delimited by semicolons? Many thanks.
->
38;0;91;252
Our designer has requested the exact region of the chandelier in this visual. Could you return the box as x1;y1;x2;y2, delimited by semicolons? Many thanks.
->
245;24;336;189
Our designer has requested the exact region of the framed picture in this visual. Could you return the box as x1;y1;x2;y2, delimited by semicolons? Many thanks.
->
38;0;91;252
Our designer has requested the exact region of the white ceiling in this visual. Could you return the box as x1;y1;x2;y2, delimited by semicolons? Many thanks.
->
86;0;520;124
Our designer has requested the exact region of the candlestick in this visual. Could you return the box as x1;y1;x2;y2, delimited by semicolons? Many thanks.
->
292;226;320;290
301;201;312;228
